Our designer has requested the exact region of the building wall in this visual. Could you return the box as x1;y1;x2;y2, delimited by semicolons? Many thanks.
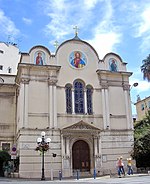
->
0;42;20;75
0;75;16;151
0;37;134;179
135;96;150;121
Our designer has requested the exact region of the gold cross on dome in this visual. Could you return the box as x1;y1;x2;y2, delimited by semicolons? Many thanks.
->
73;26;79;36
54;40;59;49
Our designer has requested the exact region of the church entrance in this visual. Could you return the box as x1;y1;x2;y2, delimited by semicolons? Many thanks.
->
72;140;90;172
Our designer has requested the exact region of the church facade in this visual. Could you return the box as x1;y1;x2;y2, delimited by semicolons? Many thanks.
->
0;36;134;178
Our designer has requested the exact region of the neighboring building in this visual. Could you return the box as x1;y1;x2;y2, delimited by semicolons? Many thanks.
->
0;35;134;179
0;42;20;160
134;95;150;121
0;42;20;75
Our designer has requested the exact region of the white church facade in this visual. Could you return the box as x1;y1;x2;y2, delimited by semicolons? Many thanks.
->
0;35;134;178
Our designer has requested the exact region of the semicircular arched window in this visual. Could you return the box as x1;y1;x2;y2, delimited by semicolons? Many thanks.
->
86;85;93;114
65;84;72;114
74;80;85;114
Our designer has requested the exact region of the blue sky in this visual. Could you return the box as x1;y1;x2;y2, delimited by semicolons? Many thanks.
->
0;0;150;114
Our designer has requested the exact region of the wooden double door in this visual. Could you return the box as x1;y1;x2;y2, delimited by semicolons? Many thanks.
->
72;140;90;172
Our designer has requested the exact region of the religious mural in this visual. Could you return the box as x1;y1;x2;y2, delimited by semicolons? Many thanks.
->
109;58;118;72
69;51;87;69
34;51;45;65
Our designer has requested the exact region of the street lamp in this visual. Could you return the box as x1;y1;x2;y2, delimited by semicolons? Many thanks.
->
36;131;51;180
130;82;138;91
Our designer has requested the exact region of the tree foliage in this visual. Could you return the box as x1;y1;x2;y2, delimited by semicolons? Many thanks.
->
141;54;150;82
0;150;11;162
132;111;150;167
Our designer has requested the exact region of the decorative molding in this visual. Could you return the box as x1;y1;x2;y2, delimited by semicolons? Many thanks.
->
94;154;101;158
0;125;10;129
0;92;15;97
48;76;58;85
101;83;108;89
63;155;70;159
63;120;100;131
21;78;30;84
123;84;130;91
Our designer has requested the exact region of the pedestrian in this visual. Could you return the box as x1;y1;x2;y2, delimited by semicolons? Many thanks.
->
116;157;120;177
127;158;133;175
118;156;125;177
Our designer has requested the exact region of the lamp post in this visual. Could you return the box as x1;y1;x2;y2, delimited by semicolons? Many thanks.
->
37;131;51;180
130;82;138;91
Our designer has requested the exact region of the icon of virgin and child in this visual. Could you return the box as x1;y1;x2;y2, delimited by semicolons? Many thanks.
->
70;51;86;68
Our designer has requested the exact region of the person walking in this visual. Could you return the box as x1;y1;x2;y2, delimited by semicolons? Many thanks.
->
118;156;125;177
127;158;133;175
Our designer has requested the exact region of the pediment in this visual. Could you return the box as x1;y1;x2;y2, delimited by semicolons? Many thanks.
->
62;120;100;131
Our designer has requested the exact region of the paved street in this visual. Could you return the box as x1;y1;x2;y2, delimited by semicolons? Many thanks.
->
0;174;150;184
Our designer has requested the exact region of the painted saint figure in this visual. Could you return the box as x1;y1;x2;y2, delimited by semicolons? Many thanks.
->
36;52;43;65
71;52;86;68
110;59;117;72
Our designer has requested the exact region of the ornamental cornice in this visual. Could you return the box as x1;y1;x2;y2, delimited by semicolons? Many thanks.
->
21;78;30;84
123;84;130;91
101;83;108;89
48;76;58;85
62;120;100;132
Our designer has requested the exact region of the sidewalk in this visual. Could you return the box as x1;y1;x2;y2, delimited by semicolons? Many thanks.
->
0;173;149;182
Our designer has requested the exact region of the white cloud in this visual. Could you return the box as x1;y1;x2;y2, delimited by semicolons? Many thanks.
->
42;0;122;58
132;5;150;52
137;7;150;37
42;0;106;40
88;32;121;59
88;0;122;58
129;66;150;100
22;17;32;25
119;1;150;52
130;77;150;93
0;9;20;37
137;81;150;93
43;0;75;39
83;0;102;9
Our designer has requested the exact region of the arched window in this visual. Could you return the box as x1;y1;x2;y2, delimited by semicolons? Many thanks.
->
65;84;72;114
86;85;93;114
74;81;84;114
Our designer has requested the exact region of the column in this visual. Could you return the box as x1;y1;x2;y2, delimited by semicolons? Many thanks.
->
98;136;101;155
105;89;110;129
72;89;75;114
64;137;67;155
24;81;29;128
128;88;133;129
53;85;57;128
84;89;87;114
124;90;130;129
48;85;53;128
66;137;70;158
20;83;24;128
61;134;65;157
98;136;102;167
94;136;98;156
61;134;65;175
102;89;107;129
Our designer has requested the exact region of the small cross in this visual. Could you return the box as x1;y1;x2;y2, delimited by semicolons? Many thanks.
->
54;40;59;49
73;26;79;36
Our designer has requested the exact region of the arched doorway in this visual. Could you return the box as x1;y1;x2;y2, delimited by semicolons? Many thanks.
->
72;140;90;172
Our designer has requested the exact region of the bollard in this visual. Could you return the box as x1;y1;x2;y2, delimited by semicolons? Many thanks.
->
77;170;79;180
94;168;96;179
59;170;62;180
109;169;112;178
50;169;53;181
